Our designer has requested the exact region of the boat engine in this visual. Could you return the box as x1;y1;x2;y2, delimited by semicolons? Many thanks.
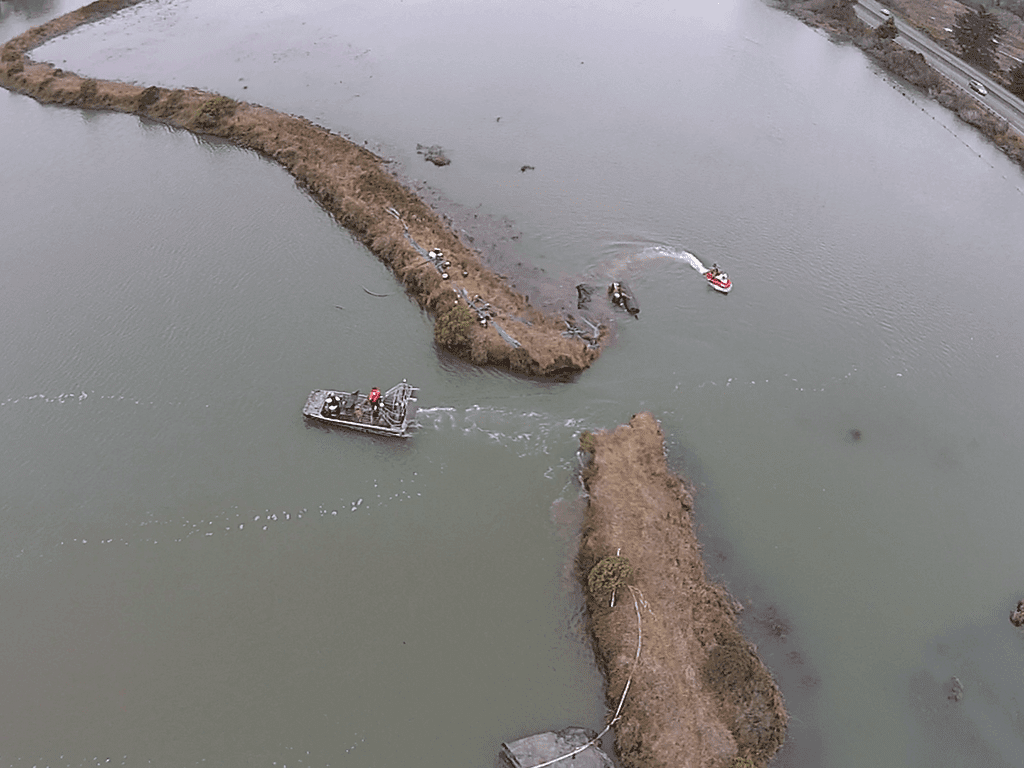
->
322;394;343;418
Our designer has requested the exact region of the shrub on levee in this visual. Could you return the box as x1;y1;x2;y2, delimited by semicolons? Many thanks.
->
193;95;238;130
434;302;474;353
587;555;633;598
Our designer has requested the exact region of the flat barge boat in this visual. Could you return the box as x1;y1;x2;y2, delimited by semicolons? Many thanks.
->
303;381;419;437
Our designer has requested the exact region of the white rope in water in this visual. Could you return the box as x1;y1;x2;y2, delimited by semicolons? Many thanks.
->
526;582;644;768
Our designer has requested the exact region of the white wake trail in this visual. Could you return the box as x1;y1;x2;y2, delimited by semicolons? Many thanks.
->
679;250;709;274
628;245;708;274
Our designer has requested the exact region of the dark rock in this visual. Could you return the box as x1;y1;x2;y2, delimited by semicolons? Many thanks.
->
1010;599;1024;627
947;676;964;702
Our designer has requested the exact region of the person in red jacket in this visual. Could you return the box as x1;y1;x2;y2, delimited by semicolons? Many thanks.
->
368;387;382;421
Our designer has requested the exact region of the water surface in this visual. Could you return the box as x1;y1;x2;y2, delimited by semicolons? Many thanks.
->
3;0;1024;766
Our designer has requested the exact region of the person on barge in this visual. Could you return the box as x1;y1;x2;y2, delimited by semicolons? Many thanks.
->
368;387;382;421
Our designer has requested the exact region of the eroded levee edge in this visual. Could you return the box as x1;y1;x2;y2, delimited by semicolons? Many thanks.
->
577;413;787;768
0;0;602;379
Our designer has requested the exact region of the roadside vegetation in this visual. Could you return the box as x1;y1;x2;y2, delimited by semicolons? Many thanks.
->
952;6;1002;70
881;0;1024;98
945;3;1024;97
776;0;1024;168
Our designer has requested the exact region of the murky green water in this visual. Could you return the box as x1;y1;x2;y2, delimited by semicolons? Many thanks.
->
3;1;1024;766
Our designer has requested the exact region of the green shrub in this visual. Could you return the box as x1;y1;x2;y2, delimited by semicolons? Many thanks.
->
434;302;474;352
876;16;898;40
587;555;633;597
579;430;597;454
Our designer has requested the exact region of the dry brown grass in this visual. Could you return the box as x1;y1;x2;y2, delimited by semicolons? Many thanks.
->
578;414;786;768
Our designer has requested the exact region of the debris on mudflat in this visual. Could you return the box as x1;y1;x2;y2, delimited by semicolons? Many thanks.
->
563;314;601;348
426;247;452;279
416;143;450;166
460;288;495;328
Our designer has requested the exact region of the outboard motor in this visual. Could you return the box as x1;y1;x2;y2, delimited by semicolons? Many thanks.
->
322;394;342;418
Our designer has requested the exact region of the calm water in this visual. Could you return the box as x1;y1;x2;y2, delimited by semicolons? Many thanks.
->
3;0;1024;766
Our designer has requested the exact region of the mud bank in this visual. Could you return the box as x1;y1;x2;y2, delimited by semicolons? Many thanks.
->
0;0;600;379
577;414;787;768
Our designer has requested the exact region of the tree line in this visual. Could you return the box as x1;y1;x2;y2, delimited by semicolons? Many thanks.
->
952;3;1024;98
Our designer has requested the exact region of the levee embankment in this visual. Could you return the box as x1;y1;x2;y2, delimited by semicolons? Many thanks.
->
0;0;600;378
577;413;787;768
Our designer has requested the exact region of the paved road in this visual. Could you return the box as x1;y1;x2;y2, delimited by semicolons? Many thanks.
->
856;0;1024;136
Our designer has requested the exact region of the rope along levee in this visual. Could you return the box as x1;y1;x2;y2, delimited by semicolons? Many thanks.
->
517;582;648;768
385;206;522;349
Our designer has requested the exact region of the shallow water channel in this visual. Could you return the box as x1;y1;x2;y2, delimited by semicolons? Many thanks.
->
3;0;1024;766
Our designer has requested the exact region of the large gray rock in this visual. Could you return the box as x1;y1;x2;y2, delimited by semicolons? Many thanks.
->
498;727;613;768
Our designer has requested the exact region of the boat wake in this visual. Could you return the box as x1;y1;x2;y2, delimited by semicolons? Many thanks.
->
649;245;708;274
677;249;709;275
601;245;709;280
416;404;592;459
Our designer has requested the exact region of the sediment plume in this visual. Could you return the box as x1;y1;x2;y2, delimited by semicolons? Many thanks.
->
0;0;600;379
577;413;787;768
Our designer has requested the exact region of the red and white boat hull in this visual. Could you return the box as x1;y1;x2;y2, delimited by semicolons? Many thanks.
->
704;270;732;294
